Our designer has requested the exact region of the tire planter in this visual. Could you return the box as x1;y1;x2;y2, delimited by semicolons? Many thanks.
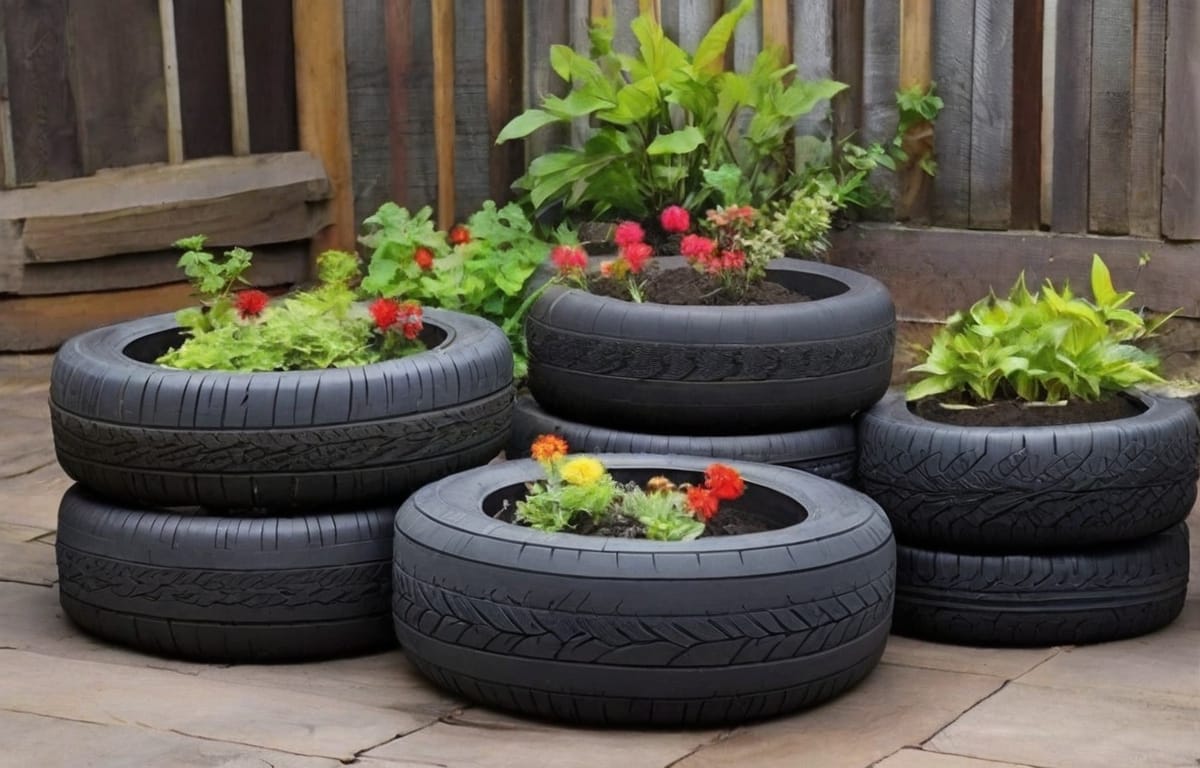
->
893;524;1190;647
525;257;895;435
56;485;395;662
858;390;1199;552
392;454;896;726
509;393;857;483
49;309;514;510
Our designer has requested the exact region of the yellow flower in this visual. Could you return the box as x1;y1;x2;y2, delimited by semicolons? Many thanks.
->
559;457;606;486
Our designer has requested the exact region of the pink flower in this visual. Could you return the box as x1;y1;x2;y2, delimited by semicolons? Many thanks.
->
680;234;717;262
614;221;645;248
622;242;653;274
659;206;690;234
550;245;588;275
599;260;614;278
720;250;746;271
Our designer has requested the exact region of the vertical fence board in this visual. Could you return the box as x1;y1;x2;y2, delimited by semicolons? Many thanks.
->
1087;0;1132;234
861;0;898;216
431;0;456;229
454;0;489;218
66;0;167;174
661;0;721;53
390;1;435;210
730;0;762;73
968;0;1013;230
832;0;864;147
487;0;525;203
762;0;790;55
1050;0;1092;233
243;0;297;154
524;3;571;163
931;0;972;227
3;0;80;184
1128;0;1166;237
793;0;834;158
569;0;592;147
1160;0;1198;238
158;0;183;164
173;0;232;160
345;0;391;227
612;0;640;53
897;0;931;222
0;10;13;189
1010;0;1043;230
1040;0;1056;227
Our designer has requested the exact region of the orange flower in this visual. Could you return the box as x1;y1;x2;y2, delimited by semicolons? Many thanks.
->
686;486;719;521
530;434;569;463
704;463;745;501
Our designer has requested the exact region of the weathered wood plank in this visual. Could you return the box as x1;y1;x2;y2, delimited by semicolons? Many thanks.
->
0;220;22;293
486;0;525;202
1040;0;1056;227
930;0;972;227
1128;0;1166;237
832;0;864;146
861;0;899;182
1010;0;1043;230
158;0;183;164
569;0;592;147
431;0;455;228
792;0;834;150
1050;0;1092;233
897;0;932;222
1087;0;1133;234
830;223;1200;320
762;0;790;55
2;152;331;264
0;7;14;188
968;0;1013;230
3;0;81;183
661;0;721;54
225;0;250;156
344;0;391;226
731;0;762;74
454;0;489;218
1160;0;1200;239
524;2;571;162
389;0;435;209
294;0;355;257
242;0;296;154
172;0;232;160
66;0;168;173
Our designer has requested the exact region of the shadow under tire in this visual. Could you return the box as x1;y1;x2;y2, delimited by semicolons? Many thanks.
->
893;523;1190;647
392;455;896;726
49;309;514;510
56;485;396;662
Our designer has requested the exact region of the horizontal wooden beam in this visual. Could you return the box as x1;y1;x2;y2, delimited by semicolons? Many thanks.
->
829;223;1200;319
0;152;331;266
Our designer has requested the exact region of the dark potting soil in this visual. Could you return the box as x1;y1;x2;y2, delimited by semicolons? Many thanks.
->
912;393;1144;427
589;266;808;306
493;500;781;539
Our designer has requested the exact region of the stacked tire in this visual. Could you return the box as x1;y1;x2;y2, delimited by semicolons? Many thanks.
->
858;390;1198;646
512;257;896;481
50;309;514;662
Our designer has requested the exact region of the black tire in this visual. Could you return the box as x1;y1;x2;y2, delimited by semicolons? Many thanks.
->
893;523;1190;646
858;390;1199;551
50;309;514;510
56;485;396;662
392;455;895;726
510;393;857;483
525;257;895;435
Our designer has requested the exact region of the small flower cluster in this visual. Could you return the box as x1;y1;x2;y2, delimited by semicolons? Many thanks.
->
233;289;271;321
517;435;746;540
602;221;654;279
369;298;424;340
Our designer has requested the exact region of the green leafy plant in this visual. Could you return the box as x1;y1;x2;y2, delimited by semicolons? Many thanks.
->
360;201;555;377
907;255;1171;403
497;0;846;220
158;243;425;372
769;188;835;257
891;83;944;176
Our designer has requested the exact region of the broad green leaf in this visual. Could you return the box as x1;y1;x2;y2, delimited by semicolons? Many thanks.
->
543;91;616;119
775;79;849;118
693;0;753;73
646;126;705;155
496;109;561;143
906;375;956;401
1089;254;1118;307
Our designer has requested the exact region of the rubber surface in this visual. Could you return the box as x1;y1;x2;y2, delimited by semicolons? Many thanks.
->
56;485;396;662
392;454;896;726
525;258;895;434
49;309;514;509
510;393;857;483
858;390;1199;551
893;523;1190;646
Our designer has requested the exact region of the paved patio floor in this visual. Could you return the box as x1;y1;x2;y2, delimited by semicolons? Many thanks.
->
1;353;1197;768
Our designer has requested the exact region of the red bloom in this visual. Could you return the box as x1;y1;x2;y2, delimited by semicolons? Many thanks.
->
660;205;691;233
369;298;401;331
720;250;746;272
551;245;588;275
233;289;270;319
398;301;424;340
621;242;653;274
704;463;745;501
448;225;471;246
614;221;645;248
680;234;717;262
686;486;720;521
413;247;435;271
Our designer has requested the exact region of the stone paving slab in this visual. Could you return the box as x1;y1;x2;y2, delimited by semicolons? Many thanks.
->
882;634;1061;679
874;748;1035;768
926;681;1200;768
0;710;340;768
362;706;721;768
673;663;1004;768
0;538;56;586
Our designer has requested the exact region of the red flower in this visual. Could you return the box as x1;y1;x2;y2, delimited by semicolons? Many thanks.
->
621;242;653;274
551;245;588;275
704;463;745;501
720;250;746;271
448;225;471;246
660;205;691;233
369;298;401;331
680;234;717;262
686;486;720;521
234;289;270;319
614;221;645;248
413;247;435;271
398;301;424;340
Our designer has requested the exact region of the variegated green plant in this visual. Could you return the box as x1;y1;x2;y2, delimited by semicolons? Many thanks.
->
907;255;1173;403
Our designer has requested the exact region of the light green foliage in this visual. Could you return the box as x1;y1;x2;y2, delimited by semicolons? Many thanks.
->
770;189;835;257
498;0;847;220
360;201;551;378
620;487;705;541
515;472;621;533
892;83;944;176
907;255;1169;403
